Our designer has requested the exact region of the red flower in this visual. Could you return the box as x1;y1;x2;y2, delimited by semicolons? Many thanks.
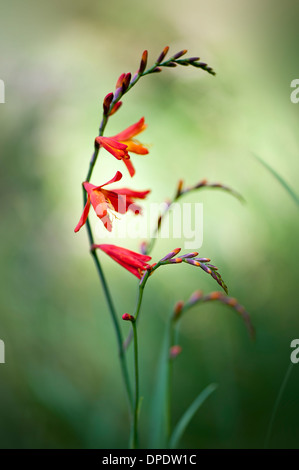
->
92;244;152;278
95;117;149;177
74;171;150;233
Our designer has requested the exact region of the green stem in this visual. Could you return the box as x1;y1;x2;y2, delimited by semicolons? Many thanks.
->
166;316;175;440
131;320;139;449
84;188;133;410
123;269;151;351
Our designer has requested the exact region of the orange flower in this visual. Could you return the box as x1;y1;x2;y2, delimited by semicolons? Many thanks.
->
91;244;152;278
74;171;150;233
95;117;149;177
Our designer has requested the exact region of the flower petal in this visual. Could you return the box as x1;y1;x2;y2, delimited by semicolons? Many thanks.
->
98;171;123;188
95;136;128;160
89;189;108;218
94;244;151;278
123;158;136;177
112;188;150;199
113;117;146;141
124;140;149;155
74;197;91;233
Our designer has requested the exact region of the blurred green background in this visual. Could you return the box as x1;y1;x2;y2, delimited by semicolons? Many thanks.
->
1;0;299;449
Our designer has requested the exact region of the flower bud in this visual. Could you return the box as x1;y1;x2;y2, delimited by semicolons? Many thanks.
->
156;46;169;64
122;73;131;93
122;313;135;322
169;345;182;360
139;50;148;74
188;290;203;305
160;248;181;262
171;49;188;60
173;300;184;318
116;73;126;89
139;241;148;255
179;252;199;259
176;179;184;197
109;101;122;116
151;67;162;73
103;92;114;115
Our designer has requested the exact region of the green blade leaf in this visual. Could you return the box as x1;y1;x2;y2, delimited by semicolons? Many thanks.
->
169;383;218;449
148;322;171;449
252;153;299;207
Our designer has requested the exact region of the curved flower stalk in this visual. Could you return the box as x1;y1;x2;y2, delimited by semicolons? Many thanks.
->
142;178;244;255
122;248;229;352
74;46;252;449
172;289;255;340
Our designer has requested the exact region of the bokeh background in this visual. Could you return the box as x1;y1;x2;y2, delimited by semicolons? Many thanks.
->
1;0;299;449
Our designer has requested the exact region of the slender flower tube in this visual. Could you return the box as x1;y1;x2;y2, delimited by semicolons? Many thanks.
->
92;244;152;279
95;117;149;177
74;171;150;232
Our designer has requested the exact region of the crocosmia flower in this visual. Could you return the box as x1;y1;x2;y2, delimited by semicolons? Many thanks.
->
74;171;150;233
95;117;149;177
92;244;152;278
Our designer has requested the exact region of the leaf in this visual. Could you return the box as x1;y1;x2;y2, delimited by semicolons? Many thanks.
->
148;321;171;449
252;153;299;208
169;383;218;449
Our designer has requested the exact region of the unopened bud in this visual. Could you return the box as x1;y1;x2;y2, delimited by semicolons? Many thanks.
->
179;252;199;259
174;300;184;318
188;290;203;305
139;50;148;74
164;62;177;67
109;101;122;116
139;241;148;255
169;257;183;264
195;179;208;189
176;179;184;197
169;345;182;360
151;67;162;73
116;73;126;89
156;46;169;64
160;248;181;262
207;291;222;301
171;49;188;60
122;313;135;322
122;73;131;93
103;92;114;115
